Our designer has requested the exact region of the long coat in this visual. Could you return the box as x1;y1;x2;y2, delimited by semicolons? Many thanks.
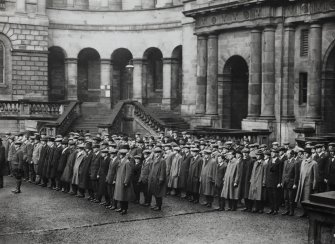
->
221;158;242;200
106;156;120;185
168;153;182;188
327;157;335;186
316;152;328;184
200;157;217;196
0;145;6;176
248;160;265;201
89;152;101;181
241;156;254;199
148;155;166;197
165;152;175;177
97;156;110;197
44;146;56;178
139;157;152;184
186;155;203;193
114;157;135;202
265;158;281;188
281;158;297;189
71;152;86;185
61;149;76;183
37;145;48;176
57;147;71;177
295;158;318;203
215;161;227;190
178;153;192;189
78;151;94;189
50;145;63;179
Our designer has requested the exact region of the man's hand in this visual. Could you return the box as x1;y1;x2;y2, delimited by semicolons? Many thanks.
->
234;183;238;187
293;184;297;189
277;183;281;188
124;183;128;187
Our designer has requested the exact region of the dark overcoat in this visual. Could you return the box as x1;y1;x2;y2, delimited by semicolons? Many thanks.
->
265;158;282;188
97;156;110;197
50;145;63;179
0;145;6;176
114;157;135;201
241;156;254;199
89;152;101;180
37;145;48;176
186;155;203;193
178;153;192;189
57;147;71;176
148;155;166;197
61;149;76;183
106;156;120;184
200;157;217;196
281;158;297;189
78;151;94;189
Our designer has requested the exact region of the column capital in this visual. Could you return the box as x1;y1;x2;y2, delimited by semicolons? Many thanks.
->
310;22;322;29
284;23;296;31
162;58;177;64
263;25;277;32
65;58;78;64
250;28;263;34
196;34;208;40
208;34;218;39
132;58;145;64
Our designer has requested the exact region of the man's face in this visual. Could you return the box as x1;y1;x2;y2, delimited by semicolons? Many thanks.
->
316;148;322;153
256;155;262;160
330;151;335;157
242;152;248;158
279;151;284;156
304;152;310;159
93;147;99;153
101;152;107;158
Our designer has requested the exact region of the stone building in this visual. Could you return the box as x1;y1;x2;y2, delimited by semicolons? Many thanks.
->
0;0;335;143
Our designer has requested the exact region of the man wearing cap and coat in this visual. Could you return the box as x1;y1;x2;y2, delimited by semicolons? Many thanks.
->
200;151;217;207
88;145;101;201
11;141;24;193
61;142;77;192
106;149;120;209
186;148;203;203
50;139;63;189
241;148;254;211
178;146;192;198
138;150;153;206
78;143;94;195
0;139;6;188
168;148;182;195
37;138;49;186
96;149;110;206
55;140;70;191
148;148;167;211
71;145;86;196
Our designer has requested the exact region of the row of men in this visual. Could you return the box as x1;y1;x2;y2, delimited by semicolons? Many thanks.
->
1;132;335;217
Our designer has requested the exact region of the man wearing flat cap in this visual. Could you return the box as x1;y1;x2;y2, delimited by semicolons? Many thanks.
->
96;148;111;207
179;145;192;200
186;147;203;204
55;139;71;191
77;142;94;197
138;149;153;207
61;141;77;193
106;148;120;209
11;141;24;193
0;138;5;188
240;148;254;212
49;138;63;190
71;144;86;196
167;147;182;196
295;147;318;218
200;149;217;208
36;137;48;186
315;144;328;193
88;144;102;202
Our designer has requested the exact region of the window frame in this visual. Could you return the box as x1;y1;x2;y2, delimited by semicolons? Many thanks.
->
299;72;308;105
0;42;4;84
300;29;309;57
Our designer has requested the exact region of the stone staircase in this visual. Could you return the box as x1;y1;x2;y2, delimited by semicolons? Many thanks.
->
70;102;111;134
145;106;190;130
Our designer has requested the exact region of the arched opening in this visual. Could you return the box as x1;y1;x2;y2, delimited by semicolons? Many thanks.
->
111;48;133;106
171;45;183;110
322;45;335;132
77;48;101;102
48;46;66;101
143;47;163;105
222;55;249;129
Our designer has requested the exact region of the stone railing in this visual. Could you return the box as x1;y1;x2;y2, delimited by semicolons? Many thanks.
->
98;100;167;135
43;101;81;136
0;100;64;119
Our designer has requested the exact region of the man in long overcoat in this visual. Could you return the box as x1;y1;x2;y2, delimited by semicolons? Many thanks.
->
0;139;6;188
186;148;203;203
164;144;174;195
167;147;182;195
249;150;266;213
241;148;254;212
138;149;153;206
88;144;101;201
71;144;86;196
55;139;70;191
114;149;135;215
221;150;242;211
50;138;63;189
106;149;119;209
215;153;227;210
97;148;110;206
295;147;318;218
78;143;94;196
11;141;24;193
178;146;192;199
61;141;77;193
148;148;166;211
200;149;217;207
37;137;49;186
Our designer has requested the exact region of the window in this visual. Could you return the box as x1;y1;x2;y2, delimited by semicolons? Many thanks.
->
300;29;309;57
0;43;4;84
299;73;308;105
0;0;5;10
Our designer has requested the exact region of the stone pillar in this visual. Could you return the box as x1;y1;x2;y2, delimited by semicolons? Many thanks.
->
260;26;276;118
65;58;78;101
195;35;207;114
164;0;173;7
142;0;155;9
248;29;262;117
37;0;46;15
67;0;74;7
307;23;322;120
282;24;295;119
100;59;111;105
133;59;143;103
16;0;26;13
171;59;180;107
206;34;218;115
162;58;175;110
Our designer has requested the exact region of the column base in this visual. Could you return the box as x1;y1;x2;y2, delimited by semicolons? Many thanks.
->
188;114;221;128
100;97;111;108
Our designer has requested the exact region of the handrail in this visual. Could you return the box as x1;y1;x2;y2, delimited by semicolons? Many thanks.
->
98;100;167;133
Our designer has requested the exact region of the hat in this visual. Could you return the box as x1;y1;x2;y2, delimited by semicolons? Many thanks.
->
241;148;250;153
329;142;335;146
305;141;313;145
255;150;264;155
173;146;181;151
5;132;11;135
204;149;212;154
93;137;102;142
69;141;76;146
143;149;152;154
93;144;100;149
278;147;287;152
271;148;279;153
55;138;63;142
101;148;109;153
225;141;233;145
101;141;109;146
154;147;162;153
134;155;142;159
84;133;91;137
235;150;243;155
303;147;312;154
48;137;55;142
272;142;279;145
15;141;22;145
110;149;118;154
259;144;267;149
264;150;271;156
315;144;324;148
77;144;85;149
119;149;128;154
191;148;200;152
61;139;69;145
283;142;290;146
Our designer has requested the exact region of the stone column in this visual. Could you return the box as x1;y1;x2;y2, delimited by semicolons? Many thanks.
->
65;58;78;100
16;0;26;13
67;0;74;8
206;34;218;115
282;24;295;119
171;58;180;107
142;0;155;9
100;59;111;105
110;0;122;10
162;58;174;110
307;23;322;120
248;29;262;117
133;59;143;103
37;0;46;15
195;35;207;114
260;26;276;118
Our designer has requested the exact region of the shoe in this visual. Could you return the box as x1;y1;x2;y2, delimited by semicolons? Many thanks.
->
109;206;117;210
115;208;122;212
258;210;264;214
93;199;100;203
272;211;278;215
140;203;150;207
266;210;274;215
241;208;249;212
193;200;199;204
152;206;161;211
227;208;232;211
76;194;85;198
150;205;156;209
299;213;308;218
121;210;127;215
99;202;107;206
28;180;32;183
188;198;194;202
206;203;212;208
11;189;21;194
289;212;294;216
68;191;76;195
201;202;208;206
282;211;290;216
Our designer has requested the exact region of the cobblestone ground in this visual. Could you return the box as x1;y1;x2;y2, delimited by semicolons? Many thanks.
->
0;177;308;244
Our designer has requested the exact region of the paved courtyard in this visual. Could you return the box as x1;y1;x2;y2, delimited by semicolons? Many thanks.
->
0;177;308;244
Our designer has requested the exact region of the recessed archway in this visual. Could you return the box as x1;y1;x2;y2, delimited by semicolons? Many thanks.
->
222;55;249;129
77;48;101;102
111;48;133;105
143;47;163;105
48;46;66;101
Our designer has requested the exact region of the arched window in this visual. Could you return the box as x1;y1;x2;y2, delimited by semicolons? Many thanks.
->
0;42;4;84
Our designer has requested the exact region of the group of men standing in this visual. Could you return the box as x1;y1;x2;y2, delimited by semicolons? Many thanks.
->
0;130;334;218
